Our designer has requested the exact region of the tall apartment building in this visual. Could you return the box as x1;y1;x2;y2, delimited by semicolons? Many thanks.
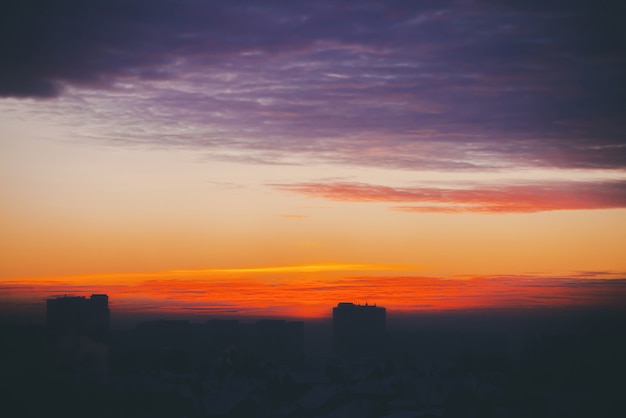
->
46;294;110;342
333;302;386;357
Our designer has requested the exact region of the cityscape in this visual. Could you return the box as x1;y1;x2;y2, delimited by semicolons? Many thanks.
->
1;295;625;417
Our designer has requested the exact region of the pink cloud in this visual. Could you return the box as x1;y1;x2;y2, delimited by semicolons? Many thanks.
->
274;180;626;213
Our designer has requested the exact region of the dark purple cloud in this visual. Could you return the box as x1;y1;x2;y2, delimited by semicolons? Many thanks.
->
1;0;625;170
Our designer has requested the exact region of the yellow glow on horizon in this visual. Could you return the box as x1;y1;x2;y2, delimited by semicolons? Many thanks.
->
0;262;422;286
171;263;420;275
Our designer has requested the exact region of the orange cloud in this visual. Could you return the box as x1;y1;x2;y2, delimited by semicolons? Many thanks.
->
273;181;626;213
2;272;625;320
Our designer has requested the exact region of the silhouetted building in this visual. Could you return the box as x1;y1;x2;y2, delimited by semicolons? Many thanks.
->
251;319;304;363
206;319;240;344
333;302;386;357
134;319;192;349
46;294;110;342
135;319;191;336
202;319;305;364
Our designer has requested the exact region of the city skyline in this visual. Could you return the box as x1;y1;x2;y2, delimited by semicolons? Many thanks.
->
2;0;626;319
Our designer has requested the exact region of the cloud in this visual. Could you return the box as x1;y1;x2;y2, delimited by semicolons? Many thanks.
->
2;272;626;319
277;214;309;219
274;180;626;213
1;0;624;170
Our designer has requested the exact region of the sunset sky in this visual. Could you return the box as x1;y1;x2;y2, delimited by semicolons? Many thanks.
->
1;0;625;320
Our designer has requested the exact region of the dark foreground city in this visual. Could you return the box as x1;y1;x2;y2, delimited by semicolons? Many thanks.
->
1;295;625;417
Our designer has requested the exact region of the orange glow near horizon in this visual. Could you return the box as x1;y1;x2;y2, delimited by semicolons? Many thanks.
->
2;267;626;321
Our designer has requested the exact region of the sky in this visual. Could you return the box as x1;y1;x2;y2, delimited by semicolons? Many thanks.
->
1;0;626;320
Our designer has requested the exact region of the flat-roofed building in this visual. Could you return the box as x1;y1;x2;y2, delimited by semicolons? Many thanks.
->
46;294;110;342
333;302;386;357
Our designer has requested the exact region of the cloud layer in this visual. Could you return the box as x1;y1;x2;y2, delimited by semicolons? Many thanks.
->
2;0;625;171
2;272;626;319
275;180;626;213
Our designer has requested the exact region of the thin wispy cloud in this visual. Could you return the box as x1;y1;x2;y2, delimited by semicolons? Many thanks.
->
277;214;309;219
274;180;626;213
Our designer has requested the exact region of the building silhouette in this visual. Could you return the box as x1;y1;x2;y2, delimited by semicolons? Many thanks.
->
127;317;305;366
46;294;110;342
333;302;386;357
247;319;304;363
205;319;305;364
